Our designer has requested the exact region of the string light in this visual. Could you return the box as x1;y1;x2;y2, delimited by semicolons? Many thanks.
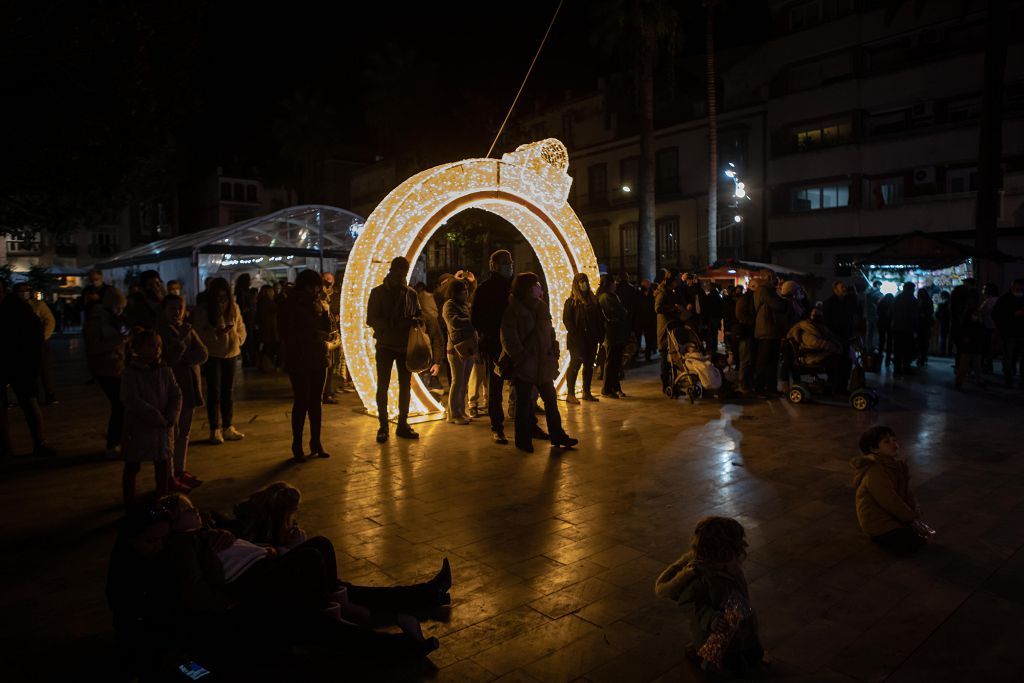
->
340;139;599;422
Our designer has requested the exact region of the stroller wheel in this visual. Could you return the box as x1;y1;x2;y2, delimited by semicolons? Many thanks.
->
850;392;871;411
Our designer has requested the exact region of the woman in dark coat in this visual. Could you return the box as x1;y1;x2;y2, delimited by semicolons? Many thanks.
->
500;273;578;453
278;270;336;461
597;274;631;399
562;272;603;403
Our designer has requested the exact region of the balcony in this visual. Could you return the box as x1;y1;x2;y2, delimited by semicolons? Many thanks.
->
5;239;40;255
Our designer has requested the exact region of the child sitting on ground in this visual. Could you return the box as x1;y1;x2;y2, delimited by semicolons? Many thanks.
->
121;330;183;506
655;516;765;677
851;425;932;554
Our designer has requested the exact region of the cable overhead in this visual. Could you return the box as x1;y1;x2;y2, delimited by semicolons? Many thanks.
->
486;0;565;158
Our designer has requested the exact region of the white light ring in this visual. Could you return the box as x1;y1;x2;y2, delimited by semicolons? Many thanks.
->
341;154;598;422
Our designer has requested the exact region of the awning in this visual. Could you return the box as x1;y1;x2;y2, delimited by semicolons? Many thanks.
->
855;230;1019;269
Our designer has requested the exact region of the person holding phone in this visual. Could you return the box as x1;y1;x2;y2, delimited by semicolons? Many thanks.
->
194;278;246;444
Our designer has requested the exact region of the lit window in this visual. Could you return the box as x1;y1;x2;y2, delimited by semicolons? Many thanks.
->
791;183;850;212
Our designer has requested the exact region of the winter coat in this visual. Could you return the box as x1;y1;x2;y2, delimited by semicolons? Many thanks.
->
0;293;43;382
702;289;724;322
890;292;918;334
120;360;182;463
500;296;559;384
654;552;761;654
442;299;476;353
753;285;788;339
734;291;756;339
278;290;332;373
598;291;631;346
876;295;894;331
958;319;987;354
849;454;918;537
617;282;639;326
655;285;691;350
418;291;445;365
822;294;857;343
256;297;279;344
27;299;56;340
786;319;842;366
993;292;1024;339
471;271;512;354
917;295;935;332
562;296;604;352
193;302;247;359
950;284;979;330
636;289;657;329
366;275;421;353
156;319;208;408
85;302;128;378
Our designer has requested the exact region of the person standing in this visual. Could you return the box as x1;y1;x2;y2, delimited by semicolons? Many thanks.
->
470;250;514;445
891;283;918;375
81;268;111;321
877;292;895;366
157;294;208;490
979;283;1000;373
125;270;166;331
655;270;692;391
367;257;421;443
85;287;130;457
635;278;658;362
0;278;54;458
256;285;280;371
15;283;57;405
935;291;951;357
751;276;787;397
414;282;444;395
321;272;342;404
193;277;246;444
993;278;1024;388
500;273;577;453
701;282;724;354
735;281;758;392
562;272;603;404
916;289;935;366
597;274;630;399
280;269;335;460
949;277;979;362
865;280;883;352
442;279;477;425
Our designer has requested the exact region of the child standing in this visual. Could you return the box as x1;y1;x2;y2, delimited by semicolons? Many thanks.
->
955;306;987;390
851;425;930;555
157;295;208;492
121;330;182;507
655;516;764;676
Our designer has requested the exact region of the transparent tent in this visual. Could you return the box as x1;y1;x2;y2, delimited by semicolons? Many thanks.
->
94;205;364;302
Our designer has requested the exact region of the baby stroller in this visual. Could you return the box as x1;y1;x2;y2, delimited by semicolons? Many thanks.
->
783;337;878;411
663;324;725;403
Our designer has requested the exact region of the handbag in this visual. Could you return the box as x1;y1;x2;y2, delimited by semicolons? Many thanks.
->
454;332;479;361
405;322;433;373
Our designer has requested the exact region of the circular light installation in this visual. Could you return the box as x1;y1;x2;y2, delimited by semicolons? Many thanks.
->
340;139;600;422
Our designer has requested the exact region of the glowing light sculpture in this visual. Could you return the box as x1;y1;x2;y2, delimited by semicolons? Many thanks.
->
340;139;599;422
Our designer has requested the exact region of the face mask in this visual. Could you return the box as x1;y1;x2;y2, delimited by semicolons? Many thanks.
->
580;282;590;292
498;265;514;279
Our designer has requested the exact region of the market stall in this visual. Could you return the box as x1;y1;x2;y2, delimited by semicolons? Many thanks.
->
854;231;976;296
703;258;814;288
94;205;363;303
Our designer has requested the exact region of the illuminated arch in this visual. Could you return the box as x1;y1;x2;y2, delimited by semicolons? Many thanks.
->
340;139;600;422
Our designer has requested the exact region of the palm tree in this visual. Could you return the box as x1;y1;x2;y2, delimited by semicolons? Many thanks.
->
591;0;680;281
704;0;719;266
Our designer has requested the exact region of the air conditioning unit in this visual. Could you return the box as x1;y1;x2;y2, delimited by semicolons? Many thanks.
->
913;166;936;185
911;102;934;120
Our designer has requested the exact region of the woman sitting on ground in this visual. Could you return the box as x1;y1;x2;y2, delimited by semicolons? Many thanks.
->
232;482;452;622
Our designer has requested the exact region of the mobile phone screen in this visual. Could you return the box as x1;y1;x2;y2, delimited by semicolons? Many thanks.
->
179;661;211;680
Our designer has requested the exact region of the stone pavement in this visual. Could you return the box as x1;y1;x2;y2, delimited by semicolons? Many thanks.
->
2;338;1024;681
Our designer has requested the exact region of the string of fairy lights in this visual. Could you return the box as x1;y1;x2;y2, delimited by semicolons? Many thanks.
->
339;139;599;422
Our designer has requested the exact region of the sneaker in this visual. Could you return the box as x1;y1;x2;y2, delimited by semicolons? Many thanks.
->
447;416;471;425
209;429;224;444
223;426;244;441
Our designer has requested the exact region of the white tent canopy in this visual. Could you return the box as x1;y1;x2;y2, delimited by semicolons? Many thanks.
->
94;205;364;302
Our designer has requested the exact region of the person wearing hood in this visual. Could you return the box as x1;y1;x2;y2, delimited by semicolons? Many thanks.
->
654;516;764;676
499;272;578;453
471;250;515;444
367;257;422;443
562;272;603;403
157;295;208;491
85;286;131;457
0;277;54;458
850;426;927;555
120;330;183;507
